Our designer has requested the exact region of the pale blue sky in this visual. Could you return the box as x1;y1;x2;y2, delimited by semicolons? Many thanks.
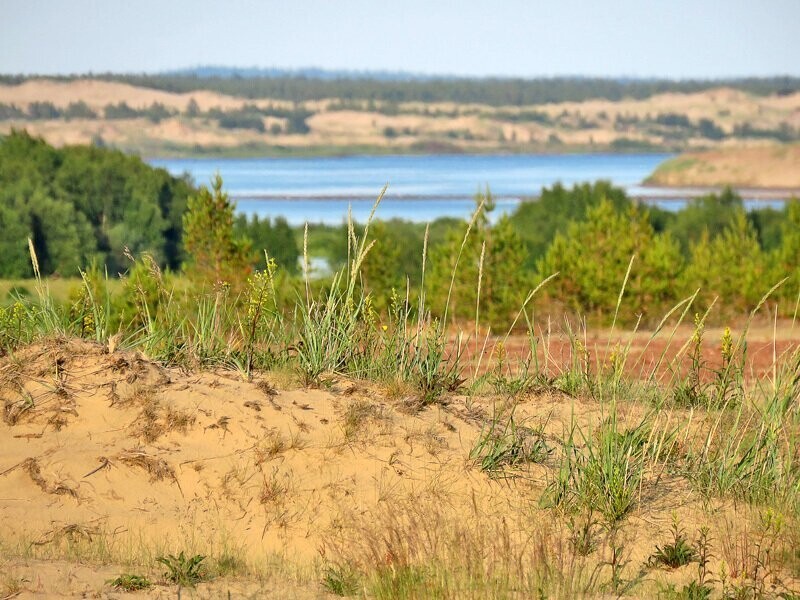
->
2;0;798;78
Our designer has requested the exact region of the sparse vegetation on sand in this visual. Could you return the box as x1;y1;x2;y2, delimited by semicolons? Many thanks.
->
1;76;799;156
1;189;800;598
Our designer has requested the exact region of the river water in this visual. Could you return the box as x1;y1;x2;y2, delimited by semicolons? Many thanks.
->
150;153;676;225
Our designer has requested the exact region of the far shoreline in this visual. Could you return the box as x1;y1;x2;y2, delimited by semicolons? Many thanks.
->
637;182;800;200
136;144;675;161
143;149;799;200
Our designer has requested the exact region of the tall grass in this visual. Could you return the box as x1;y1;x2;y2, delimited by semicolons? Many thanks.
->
543;409;677;527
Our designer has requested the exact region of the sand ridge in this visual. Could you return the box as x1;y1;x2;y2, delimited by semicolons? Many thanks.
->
0;338;517;595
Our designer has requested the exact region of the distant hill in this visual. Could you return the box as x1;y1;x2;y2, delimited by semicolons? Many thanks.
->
646;144;800;189
1;77;798;158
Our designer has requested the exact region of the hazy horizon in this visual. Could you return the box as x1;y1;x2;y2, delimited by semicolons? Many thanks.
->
5;64;800;82
2;0;799;79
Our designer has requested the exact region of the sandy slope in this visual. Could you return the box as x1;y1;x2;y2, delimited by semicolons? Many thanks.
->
0;339;524;596
1;338;798;597
646;144;800;188
0;79;253;112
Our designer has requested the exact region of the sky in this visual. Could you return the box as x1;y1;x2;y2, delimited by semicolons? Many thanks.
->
1;0;799;79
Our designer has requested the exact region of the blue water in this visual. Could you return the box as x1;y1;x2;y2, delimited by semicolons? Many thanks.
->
150;154;672;225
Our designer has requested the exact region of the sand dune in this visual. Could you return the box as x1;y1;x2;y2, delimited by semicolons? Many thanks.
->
0;79;250;112
2;79;799;158
0;338;527;595
647;143;800;188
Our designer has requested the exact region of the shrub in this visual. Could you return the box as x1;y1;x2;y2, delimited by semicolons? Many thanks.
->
427;190;532;329
681;211;769;314
648;518;699;569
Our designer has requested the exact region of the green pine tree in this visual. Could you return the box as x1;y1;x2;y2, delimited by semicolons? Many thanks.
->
182;174;251;286
538;200;683;321
775;200;800;303
427;189;531;329
681;210;767;314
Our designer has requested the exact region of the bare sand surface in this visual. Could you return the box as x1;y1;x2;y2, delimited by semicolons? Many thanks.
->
2;335;799;597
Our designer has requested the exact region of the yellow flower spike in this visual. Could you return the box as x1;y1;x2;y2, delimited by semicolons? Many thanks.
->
720;326;733;364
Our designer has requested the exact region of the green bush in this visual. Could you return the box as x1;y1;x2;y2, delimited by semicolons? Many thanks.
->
0;131;193;275
182;174;251;287
509;181;634;266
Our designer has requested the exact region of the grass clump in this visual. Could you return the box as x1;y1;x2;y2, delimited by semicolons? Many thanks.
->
567;511;602;557
648;518;699;569
545;411;673;526
470;406;550;475
410;325;465;406
156;551;208;587
367;565;436;599
211;552;248;577
658;580;713;599
107;573;152;591
322;565;361;596
672;317;745;410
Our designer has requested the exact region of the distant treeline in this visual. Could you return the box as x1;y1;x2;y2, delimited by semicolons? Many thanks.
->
2;74;800;105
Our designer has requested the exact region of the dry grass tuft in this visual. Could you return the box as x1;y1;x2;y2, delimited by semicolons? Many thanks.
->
256;379;278;397
259;471;289;506
31;523;100;549
46;408;77;432
253;430;288;464
126;387;195;442
164;405;195;434
132;391;162;442
117;449;177;484
0;457;80;499
342;399;393;442
2;393;33;426
323;494;599;597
